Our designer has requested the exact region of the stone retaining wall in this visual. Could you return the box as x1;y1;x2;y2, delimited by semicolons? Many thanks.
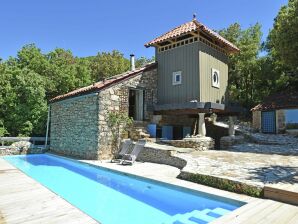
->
162;137;214;151
0;147;45;156
138;144;187;169
220;135;245;150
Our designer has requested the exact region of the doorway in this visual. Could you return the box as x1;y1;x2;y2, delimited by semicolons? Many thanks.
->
261;111;276;133
129;89;144;121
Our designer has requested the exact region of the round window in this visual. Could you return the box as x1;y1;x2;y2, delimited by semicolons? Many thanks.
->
213;71;218;83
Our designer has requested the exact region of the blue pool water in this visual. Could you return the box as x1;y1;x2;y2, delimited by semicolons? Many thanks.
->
4;154;244;224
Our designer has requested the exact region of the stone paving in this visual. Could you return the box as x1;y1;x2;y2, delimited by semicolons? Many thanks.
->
176;149;298;189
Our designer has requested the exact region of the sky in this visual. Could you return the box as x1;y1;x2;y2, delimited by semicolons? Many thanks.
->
0;0;288;60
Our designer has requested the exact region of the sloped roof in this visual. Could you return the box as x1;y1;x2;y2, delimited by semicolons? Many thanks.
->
251;92;298;111
50;62;157;103
145;19;239;53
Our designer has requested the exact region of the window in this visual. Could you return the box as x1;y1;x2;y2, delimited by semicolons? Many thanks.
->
172;71;182;85
211;68;220;88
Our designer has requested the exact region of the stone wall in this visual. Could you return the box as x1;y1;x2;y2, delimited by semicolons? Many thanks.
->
252;111;261;131
0;147;45;156
96;68;158;159
138;143;187;169
50;94;100;159
252;110;286;134
162;137;214;151
50;68;157;160
276;109;286;133
220;135;245;150
206;120;229;149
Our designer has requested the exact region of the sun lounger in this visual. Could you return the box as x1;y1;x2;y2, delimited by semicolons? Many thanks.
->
112;139;133;162
120;140;146;165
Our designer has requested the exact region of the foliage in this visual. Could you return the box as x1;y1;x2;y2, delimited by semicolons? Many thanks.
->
219;23;263;109
90;50;130;81
0;67;48;136
135;56;155;68
0;120;8;137
0;44;151;136
266;0;298;90
180;173;263;197
106;110;133;157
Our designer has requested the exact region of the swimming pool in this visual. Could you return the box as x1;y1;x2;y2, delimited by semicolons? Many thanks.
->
4;154;244;224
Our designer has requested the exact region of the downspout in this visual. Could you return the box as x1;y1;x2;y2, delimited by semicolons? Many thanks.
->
44;105;51;150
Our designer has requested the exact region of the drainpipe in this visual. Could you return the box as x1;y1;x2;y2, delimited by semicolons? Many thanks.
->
130;54;135;71
44;105;51;150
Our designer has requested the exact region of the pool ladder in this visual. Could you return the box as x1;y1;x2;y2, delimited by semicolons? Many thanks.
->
163;207;230;224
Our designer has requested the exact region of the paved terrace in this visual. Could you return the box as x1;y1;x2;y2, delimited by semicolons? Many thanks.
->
178;150;298;190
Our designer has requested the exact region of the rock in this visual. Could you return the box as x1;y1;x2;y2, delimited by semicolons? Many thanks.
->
11;141;32;151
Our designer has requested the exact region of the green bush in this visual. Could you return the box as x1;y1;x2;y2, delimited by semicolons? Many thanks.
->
179;172;263;197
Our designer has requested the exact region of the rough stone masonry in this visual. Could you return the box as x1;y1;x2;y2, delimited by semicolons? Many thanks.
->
50;67;157;159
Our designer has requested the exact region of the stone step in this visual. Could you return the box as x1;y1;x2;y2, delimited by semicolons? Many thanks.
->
162;207;231;224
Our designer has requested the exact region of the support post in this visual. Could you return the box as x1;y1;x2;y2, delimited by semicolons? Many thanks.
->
228;116;235;136
44;106;51;149
198;113;206;137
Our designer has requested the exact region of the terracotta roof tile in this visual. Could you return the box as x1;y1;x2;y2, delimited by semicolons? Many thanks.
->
251;92;298;111
145;19;239;53
50;62;157;103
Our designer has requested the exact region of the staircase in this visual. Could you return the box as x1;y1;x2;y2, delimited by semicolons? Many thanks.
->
129;121;151;141
163;207;231;224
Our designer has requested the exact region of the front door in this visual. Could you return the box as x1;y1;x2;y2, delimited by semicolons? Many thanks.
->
129;89;144;121
261;111;276;133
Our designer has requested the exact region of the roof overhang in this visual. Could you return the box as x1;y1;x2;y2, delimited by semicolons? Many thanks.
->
145;19;239;54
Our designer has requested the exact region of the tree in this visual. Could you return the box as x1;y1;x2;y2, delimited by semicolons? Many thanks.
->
0;120;8;137
45;48;92;99
219;23;263;109
0;44;154;136
2;67;47;136
135;56;155;68
90;50;130;81
267;0;298;90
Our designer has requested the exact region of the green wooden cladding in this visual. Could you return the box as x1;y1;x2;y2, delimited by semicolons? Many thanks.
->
156;41;228;106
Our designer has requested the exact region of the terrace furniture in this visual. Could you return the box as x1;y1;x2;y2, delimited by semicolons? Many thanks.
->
120;140;146;165
111;139;133;162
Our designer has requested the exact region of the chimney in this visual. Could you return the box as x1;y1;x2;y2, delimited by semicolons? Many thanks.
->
130;54;135;71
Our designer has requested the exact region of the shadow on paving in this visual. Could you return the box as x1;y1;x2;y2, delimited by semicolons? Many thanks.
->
247;165;298;184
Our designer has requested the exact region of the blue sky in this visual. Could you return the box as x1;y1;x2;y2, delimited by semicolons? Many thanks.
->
0;0;288;60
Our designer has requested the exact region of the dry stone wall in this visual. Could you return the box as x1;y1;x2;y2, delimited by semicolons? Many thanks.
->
50;68;157;160
162;137;215;151
97;68;157;158
50;94;100;159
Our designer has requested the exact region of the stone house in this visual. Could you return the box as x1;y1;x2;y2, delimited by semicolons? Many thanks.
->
251;92;298;134
49;17;240;159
